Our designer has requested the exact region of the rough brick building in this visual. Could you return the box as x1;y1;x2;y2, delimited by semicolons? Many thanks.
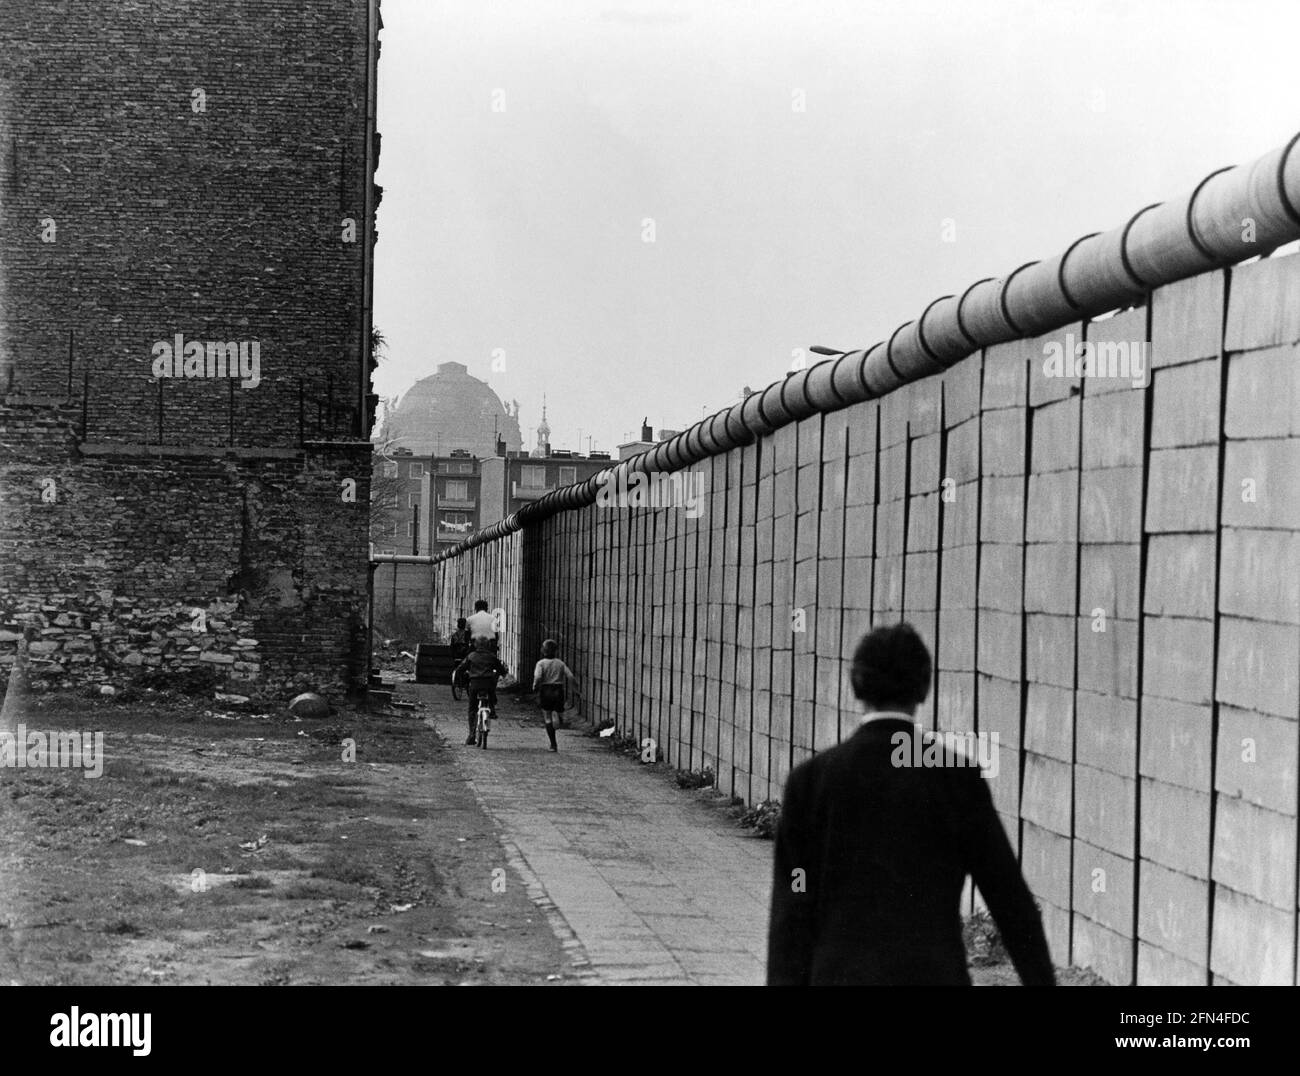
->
0;1;382;698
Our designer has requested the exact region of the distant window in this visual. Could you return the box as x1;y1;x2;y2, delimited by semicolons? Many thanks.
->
559;466;576;485
382;461;398;478
385;493;398;508
408;493;419;508
407;521;415;537
521;465;546;489
390;521;399;537
409;462;424;478
445;481;467;500
457;462;473;473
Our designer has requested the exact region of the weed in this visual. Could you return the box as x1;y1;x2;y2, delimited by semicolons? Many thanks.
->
675;767;715;790
738;799;781;839
310;852;377;888
963;908;1009;966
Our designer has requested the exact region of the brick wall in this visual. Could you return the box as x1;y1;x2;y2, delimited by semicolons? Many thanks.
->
0;398;371;697
430;252;1300;986
0;1;378;699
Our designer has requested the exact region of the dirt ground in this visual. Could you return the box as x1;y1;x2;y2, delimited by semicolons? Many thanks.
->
0;689;571;986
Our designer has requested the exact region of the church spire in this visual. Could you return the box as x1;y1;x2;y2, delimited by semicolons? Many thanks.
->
532;395;551;457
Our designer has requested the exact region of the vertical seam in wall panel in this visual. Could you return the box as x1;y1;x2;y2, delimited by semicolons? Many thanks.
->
677;481;686;764
668;500;676;760
755;439;768;800
934;382;948;733
811;416;825;754
1069;339;1085;973
707;458;717;774
900;420;911;619
747;443;759;800
733;449;743;795
690;467;703;771
720;455;732;779
652;505;664;761
727;449;742;795
1206;269;1232;984
836;419;852;747
1017;357;1031;871
624;504;634;738
973;354;985;744
1131;295;1156;986
872;402;882;632
787;431;799;780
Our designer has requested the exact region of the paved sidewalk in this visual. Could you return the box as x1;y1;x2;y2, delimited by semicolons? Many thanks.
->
412;684;773;985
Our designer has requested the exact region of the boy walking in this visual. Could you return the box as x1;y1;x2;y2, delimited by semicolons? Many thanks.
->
532;639;577;752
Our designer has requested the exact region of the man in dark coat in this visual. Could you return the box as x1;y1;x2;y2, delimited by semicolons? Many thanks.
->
767;623;1055;986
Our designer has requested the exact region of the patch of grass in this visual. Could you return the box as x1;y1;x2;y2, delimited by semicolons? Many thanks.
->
323;774;368;788
310;851;377;888
676;767;715;790
963;908;1009;966
317;791;365;807
738;799;781;839
280;879;353;901
232;874;275;890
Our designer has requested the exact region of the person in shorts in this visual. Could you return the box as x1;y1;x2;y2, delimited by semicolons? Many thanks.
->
532;639;577;752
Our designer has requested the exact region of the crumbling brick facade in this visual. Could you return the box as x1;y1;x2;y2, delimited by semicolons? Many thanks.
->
0;0;381;699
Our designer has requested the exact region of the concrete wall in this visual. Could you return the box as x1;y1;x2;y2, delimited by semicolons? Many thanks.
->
429;532;524;677
428;253;1300;985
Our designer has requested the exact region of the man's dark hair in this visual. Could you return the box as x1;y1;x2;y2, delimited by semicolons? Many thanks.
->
456;617;467;629
474;599;489;612
850;622;932;709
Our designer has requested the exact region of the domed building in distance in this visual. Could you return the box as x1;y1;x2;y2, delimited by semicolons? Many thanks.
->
371;361;526;561
370;360;634;579
377;361;522;457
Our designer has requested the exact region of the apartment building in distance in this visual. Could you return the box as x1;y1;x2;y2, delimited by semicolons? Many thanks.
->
371;449;482;556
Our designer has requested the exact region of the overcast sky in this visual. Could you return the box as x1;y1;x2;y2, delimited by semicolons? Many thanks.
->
373;0;1300;455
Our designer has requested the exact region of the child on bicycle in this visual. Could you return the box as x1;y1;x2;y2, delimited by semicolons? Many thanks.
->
454;638;508;746
532;639;578;752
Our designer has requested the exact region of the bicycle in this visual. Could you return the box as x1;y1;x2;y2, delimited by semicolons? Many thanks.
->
475;692;494;748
